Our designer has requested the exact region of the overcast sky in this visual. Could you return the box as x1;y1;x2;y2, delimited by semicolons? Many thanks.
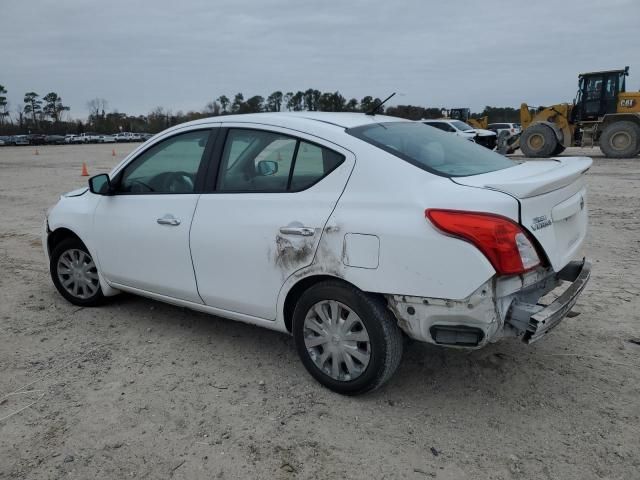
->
3;0;639;119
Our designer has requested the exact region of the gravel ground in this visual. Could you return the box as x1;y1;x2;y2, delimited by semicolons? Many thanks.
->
0;143;638;480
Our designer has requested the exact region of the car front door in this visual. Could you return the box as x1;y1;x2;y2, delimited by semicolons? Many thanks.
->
93;128;216;303
189;126;355;320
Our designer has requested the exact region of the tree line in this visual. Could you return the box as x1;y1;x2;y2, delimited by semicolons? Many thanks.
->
0;84;522;136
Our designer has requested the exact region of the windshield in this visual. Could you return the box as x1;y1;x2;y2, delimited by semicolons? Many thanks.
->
347;122;515;177
450;120;474;131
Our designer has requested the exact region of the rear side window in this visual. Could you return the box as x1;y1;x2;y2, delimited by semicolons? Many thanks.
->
217;129;345;192
348;122;515;177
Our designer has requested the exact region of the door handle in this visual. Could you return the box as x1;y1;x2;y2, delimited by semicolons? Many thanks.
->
157;216;181;226
279;226;315;237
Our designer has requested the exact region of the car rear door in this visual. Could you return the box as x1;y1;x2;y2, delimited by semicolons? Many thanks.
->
189;125;355;320
93;128;216;303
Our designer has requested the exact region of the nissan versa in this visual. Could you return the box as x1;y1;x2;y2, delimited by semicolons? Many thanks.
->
44;112;592;394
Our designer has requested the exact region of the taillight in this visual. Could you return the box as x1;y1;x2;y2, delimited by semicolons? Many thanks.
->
425;209;540;275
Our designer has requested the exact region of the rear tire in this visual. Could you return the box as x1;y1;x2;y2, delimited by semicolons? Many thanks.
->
292;280;403;395
599;121;640;158
50;238;104;307
520;124;558;158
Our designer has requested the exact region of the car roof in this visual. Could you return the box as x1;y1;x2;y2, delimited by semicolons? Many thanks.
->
423;118;464;124
166;111;409;133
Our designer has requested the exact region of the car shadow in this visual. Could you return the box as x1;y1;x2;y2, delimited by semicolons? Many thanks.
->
105;292;544;407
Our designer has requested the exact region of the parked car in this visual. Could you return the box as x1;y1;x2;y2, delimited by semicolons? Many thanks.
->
129;133;143;142
12;135;30;146
45;134;66;145
0;138;5;146
423;119;497;149
44;112;591;394
114;133;133;142
488;122;522;138
28;134;47;145
97;134;116;143
0;136;9;146
74;133;100;143
423;119;476;140
140;133;154;141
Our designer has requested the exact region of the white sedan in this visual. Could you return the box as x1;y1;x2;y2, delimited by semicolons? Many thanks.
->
423;119;497;149
43;112;592;394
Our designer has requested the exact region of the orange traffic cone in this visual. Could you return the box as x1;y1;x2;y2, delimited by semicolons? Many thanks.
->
81;162;89;177
111;148;116;157
34;149;39;155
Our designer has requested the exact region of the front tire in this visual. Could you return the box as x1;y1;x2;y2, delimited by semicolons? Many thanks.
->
292;280;403;395
520;124;558;157
50;238;104;306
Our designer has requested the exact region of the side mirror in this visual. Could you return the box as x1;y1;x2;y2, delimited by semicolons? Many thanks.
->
256;160;278;176
88;174;112;195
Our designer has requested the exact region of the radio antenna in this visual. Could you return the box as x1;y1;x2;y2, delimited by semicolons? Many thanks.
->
366;92;396;116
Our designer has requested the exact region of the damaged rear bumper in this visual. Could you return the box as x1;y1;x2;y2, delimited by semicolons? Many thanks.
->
508;259;591;344
385;259;591;348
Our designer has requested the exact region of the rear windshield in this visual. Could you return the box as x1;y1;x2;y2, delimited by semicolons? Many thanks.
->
347;122;515;177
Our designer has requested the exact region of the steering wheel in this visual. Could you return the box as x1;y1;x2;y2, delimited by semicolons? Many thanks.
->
129;179;155;193
159;171;194;193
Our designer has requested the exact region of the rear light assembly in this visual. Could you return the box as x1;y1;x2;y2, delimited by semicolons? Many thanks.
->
425;209;540;275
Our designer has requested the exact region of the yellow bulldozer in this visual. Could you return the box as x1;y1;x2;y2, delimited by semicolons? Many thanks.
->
500;67;640;157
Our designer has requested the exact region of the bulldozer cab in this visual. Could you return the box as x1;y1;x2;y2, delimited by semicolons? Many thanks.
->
574;67;628;121
449;108;471;121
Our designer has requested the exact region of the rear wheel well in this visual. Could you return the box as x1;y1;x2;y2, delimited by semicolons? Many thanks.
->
283;275;387;332
47;228;83;257
601;113;640;129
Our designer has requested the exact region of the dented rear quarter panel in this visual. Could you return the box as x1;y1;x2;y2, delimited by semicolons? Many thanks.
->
276;142;521;327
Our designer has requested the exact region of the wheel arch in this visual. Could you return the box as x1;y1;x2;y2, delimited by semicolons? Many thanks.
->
47;227;85;257
601;113;640;129
282;274;384;333
47;226;120;297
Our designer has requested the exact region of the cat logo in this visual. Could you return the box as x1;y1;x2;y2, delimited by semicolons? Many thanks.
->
620;99;635;108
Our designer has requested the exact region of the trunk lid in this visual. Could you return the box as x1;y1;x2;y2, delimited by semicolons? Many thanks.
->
453;157;592;271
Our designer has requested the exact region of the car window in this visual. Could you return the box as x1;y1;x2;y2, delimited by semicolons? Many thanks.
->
217;129;344;192
290;142;344;190
119;130;209;194
348;122;515;177
218;130;296;192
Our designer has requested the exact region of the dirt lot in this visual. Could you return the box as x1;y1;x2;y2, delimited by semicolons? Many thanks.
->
0;143;638;479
